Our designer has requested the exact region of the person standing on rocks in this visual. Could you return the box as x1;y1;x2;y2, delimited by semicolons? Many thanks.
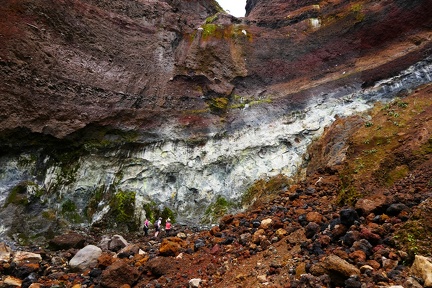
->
154;217;162;237
143;218;150;236
165;218;172;237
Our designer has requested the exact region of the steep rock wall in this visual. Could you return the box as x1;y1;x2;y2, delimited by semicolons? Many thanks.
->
0;0;431;242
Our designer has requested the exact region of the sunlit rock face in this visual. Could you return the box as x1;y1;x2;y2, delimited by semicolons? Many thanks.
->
0;0;431;241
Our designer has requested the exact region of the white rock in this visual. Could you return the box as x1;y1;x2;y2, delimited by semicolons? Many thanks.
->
69;245;102;271
257;274;267;283
12;251;42;264
359;265;374;273
260;218;272;229
0;242;11;263
411;255;432;287
4;276;22;287
189;278;201;288
99;235;111;251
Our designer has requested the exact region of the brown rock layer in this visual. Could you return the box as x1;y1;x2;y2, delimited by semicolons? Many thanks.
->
0;0;430;141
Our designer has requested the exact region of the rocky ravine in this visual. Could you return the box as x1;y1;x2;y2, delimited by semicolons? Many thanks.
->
1;0;432;242
0;84;432;287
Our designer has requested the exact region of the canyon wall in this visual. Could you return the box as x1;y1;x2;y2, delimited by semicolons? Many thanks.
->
0;0;431;243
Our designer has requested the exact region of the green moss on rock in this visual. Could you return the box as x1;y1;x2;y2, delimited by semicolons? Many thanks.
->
61;199;77;213
86;186;105;218
203;196;234;223
336;173;361;206
143;201;176;224
208;97;229;113
4;183;29;207
111;190;136;223
242;174;290;207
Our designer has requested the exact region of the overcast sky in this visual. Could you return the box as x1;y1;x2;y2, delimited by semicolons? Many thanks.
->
216;0;246;17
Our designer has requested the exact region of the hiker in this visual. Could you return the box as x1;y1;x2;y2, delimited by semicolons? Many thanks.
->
143;218;150;236
154;217;162;237
165;218;172;236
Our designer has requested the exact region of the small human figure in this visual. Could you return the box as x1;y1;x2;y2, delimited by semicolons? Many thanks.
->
154;217;162;237
143;218;149;236
165;218;171;237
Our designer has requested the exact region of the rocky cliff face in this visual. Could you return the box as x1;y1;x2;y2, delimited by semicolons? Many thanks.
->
0;0;431;242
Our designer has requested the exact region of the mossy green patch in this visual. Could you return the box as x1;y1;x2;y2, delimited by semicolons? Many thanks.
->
4;182;29;207
205;14;219;24
199;24;252;42
208;97;229;113
143;201;176;224
242;174;291;208
111;190;136;223
161;207;176;223
61;199;76;213
42;210;56;220
336;173;361;206
201;23;220;39
61;199;82;223
394;220;431;262
203;196;235;223
385;165;409;186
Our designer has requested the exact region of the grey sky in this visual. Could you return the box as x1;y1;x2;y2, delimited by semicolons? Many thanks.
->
216;0;246;17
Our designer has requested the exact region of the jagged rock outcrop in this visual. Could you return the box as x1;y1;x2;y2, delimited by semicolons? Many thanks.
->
0;0;431;242
1;0;431;138
0;80;431;288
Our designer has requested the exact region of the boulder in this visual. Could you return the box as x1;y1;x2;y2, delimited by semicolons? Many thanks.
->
355;194;387;216
159;237;187;256
275;228;287;238
411;255;432;287
305;222;320;239
252;229;266;244
339;209;359;226
109;235;128;252
382;257;399;272
306;211;323;224
349;250;367;263
0;242;11;263
100;259;140;288
12;251;42;265
49;232;86;250
117;244;140;258
146;257;171;277
97;252;115;269
386;203;410;216
359;228;381;244
313;254;360;286
99;235;111;251
260;218;273;229
240;232;252;245
69;245;102;271
189;278;202;288
4;276;22;287
404;277;423;288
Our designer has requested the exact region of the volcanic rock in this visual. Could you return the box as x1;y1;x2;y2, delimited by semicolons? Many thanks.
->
49;232;86;250
100;259;141;288
312;254;360;285
159;237;188;256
